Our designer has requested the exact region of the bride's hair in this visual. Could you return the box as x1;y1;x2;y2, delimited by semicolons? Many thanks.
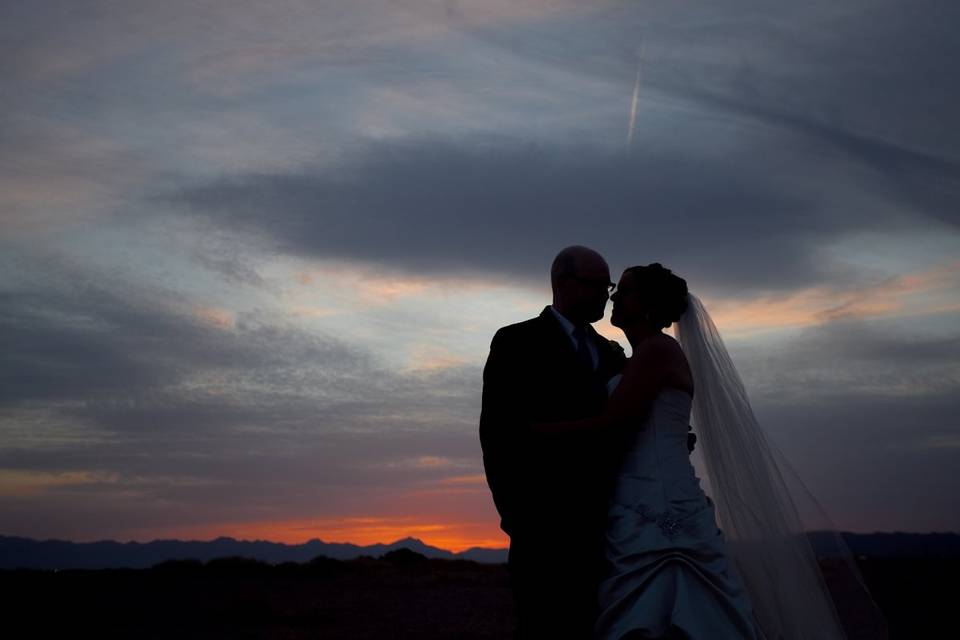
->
623;263;689;329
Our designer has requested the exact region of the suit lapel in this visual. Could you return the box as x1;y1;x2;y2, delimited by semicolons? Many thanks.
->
539;307;611;377
538;306;583;370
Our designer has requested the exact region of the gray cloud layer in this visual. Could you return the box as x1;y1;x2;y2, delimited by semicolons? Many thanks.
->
733;319;960;531
163;1;959;293
0;255;486;538
3;250;957;534
170;134;941;294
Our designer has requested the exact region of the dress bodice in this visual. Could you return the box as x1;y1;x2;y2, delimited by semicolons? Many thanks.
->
610;387;704;517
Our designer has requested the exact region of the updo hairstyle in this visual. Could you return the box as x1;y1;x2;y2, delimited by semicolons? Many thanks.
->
622;263;689;329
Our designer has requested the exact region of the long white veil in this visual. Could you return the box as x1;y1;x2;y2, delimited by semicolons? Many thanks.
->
676;294;887;640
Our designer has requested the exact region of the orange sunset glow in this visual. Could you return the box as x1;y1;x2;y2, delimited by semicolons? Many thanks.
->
130;517;508;553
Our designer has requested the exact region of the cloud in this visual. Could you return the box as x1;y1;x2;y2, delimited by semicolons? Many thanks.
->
692;310;960;532
462;0;960;225
0;470;121;497
749;392;960;532
0;253;492;541
705;260;960;335
732;315;960;404
170;136;889;294
0;117;143;233
0;275;368;409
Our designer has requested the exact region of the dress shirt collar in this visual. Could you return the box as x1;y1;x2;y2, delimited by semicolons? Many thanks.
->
550;305;599;369
549;305;578;337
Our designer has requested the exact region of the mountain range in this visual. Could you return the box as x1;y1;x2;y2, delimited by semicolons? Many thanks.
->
2;532;958;570
0;535;508;570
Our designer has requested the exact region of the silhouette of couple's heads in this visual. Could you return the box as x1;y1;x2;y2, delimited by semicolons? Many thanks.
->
551;246;688;331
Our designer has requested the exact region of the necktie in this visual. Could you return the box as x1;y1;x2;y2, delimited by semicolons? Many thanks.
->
571;325;594;371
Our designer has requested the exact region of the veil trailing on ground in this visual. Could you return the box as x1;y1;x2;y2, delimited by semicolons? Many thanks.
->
676;294;887;640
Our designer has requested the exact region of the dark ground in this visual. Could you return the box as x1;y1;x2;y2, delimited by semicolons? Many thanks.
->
0;551;952;639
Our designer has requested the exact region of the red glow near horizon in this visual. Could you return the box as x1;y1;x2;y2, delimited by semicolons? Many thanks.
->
125;517;509;553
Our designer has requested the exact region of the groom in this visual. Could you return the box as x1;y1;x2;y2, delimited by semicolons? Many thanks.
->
480;246;626;638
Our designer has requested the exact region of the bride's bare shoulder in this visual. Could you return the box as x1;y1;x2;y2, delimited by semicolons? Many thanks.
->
628;333;691;383
632;332;684;359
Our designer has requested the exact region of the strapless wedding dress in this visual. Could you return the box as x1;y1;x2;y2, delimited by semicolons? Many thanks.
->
596;385;761;639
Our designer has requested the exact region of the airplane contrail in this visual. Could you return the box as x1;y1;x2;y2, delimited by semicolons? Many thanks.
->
626;46;644;147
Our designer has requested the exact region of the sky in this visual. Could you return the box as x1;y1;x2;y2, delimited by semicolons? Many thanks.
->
1;0;958;552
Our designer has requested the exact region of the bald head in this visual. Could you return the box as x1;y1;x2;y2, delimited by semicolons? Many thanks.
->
551;246;606;287
550;245;611;324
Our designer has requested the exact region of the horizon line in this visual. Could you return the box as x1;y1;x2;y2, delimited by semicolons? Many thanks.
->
0;533;510;551
5;529;960;551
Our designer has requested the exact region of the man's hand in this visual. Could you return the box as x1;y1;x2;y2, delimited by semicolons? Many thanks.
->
687;425;697;454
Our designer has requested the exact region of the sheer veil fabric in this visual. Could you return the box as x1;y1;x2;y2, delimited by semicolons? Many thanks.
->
675;295;887;640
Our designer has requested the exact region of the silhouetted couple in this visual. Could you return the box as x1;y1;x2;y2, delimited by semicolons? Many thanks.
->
480;246;882;639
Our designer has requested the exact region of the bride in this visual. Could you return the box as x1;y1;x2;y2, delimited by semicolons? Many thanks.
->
535;264;885;639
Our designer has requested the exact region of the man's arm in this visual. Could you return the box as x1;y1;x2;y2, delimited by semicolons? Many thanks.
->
478;328;526;536
530;335;673;435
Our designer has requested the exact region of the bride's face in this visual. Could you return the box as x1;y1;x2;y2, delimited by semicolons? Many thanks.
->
610;271;643;329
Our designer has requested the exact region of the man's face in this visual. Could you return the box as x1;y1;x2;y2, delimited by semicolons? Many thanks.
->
565;256;612;323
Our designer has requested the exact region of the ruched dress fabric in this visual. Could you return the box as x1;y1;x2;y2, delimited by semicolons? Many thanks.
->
596;387;761;640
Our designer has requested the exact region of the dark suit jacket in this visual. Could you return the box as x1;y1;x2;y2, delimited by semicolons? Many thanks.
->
479;306;625;555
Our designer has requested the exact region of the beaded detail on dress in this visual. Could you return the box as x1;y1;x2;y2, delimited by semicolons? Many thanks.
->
627;503;686;538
